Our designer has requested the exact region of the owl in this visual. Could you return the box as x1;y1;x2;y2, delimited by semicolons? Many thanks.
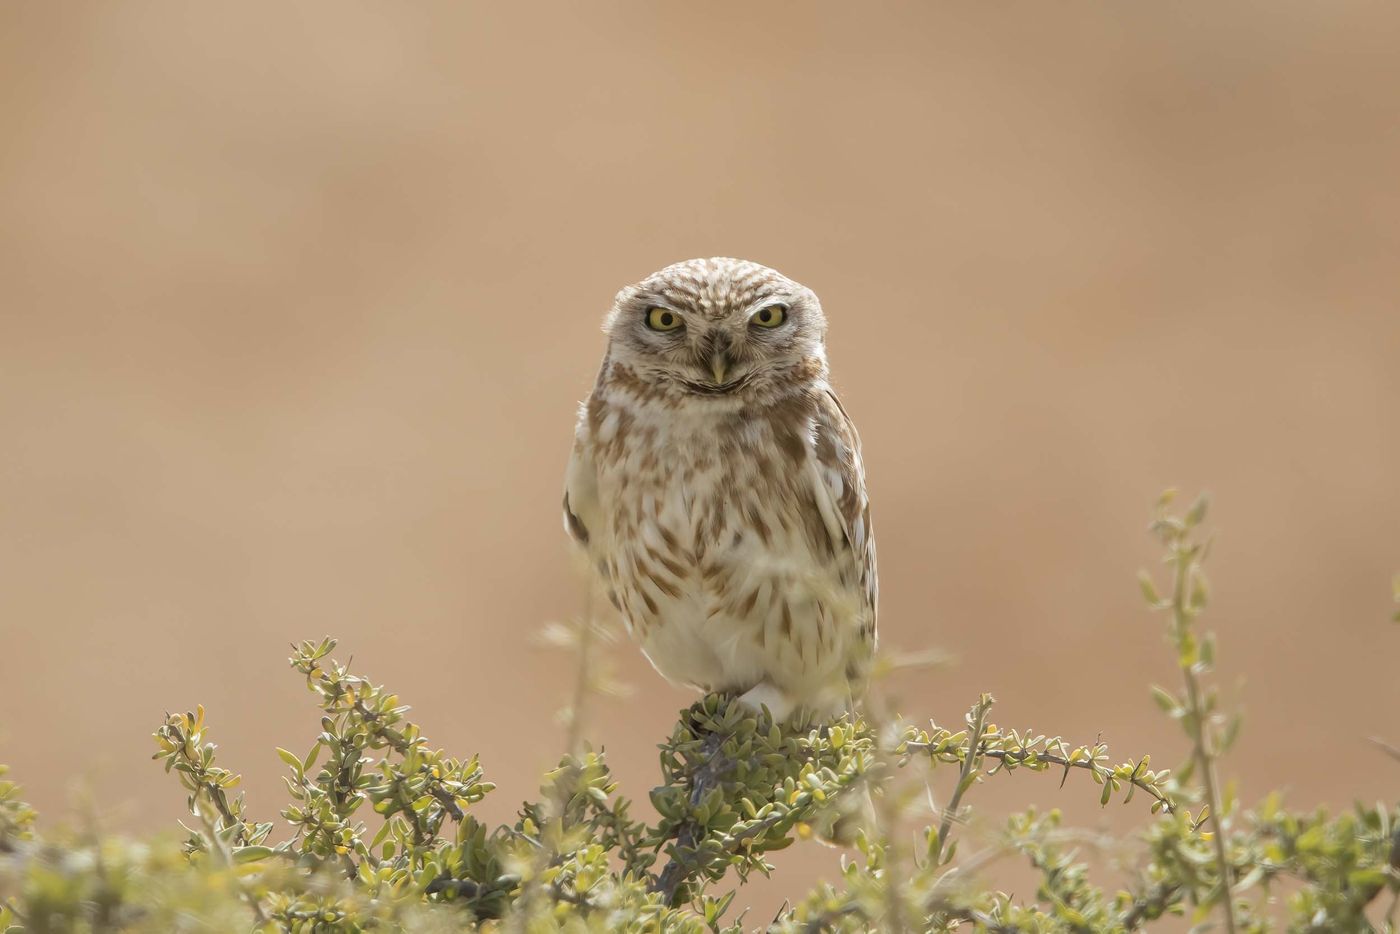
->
563;257;876;722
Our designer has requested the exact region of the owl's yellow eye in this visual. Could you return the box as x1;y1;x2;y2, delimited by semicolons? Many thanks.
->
750;304;788;328
645;307;683;331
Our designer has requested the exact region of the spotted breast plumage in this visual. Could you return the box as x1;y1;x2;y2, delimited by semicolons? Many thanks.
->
563;258;876;721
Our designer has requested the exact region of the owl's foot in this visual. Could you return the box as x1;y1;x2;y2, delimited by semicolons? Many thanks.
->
736;682;797;722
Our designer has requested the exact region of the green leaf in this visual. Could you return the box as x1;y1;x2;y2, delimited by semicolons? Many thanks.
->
1177;631;1198;669
1151;685;1179;715
1137;570;1161;606
1347;868;1389;891
1220;713;1244;753
1189;571;1210;612
275;747;303;777
1184;493;1209;527
233;845;274;863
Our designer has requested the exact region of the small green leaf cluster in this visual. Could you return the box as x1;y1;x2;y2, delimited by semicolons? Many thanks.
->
0;767;36;853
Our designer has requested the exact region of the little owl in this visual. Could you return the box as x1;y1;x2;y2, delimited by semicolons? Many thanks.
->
563;257;876;721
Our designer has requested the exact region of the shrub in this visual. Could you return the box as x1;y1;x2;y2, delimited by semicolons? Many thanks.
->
1;493;1396;932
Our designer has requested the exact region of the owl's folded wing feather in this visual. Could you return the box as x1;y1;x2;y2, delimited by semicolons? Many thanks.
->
809;389;878;637
563;431;599;549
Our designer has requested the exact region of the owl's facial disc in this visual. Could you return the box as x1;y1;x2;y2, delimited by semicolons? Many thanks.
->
604;259;830;403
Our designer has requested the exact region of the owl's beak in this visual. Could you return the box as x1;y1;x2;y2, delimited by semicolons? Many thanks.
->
684;347;747;395
701;331;739;389
709;354;730;385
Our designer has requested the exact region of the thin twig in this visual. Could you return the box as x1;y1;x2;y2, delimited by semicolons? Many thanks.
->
935;696;992;865
199;779;251;846
902;740;1175;815
1370;736;1400;764
1386;825;1400;927
564;582;598;756
1118;880;1183;929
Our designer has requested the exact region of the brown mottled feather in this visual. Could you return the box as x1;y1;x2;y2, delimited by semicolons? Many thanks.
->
563;258;877;719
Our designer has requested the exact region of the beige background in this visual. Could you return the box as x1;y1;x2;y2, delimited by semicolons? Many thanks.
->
2;1;1397;917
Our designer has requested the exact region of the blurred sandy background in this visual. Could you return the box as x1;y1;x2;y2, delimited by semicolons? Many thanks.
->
2;0;1397;917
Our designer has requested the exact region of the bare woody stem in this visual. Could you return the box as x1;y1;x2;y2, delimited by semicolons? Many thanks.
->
652;729;726;905
1118;880;1184;930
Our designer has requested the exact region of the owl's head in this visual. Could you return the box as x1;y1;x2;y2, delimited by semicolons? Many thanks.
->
601;258;829;404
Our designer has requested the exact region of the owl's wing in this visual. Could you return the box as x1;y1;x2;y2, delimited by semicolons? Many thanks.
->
563;421;599;550
810;389;878;639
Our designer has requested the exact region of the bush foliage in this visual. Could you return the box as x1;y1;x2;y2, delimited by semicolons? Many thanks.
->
1;494;1397;932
